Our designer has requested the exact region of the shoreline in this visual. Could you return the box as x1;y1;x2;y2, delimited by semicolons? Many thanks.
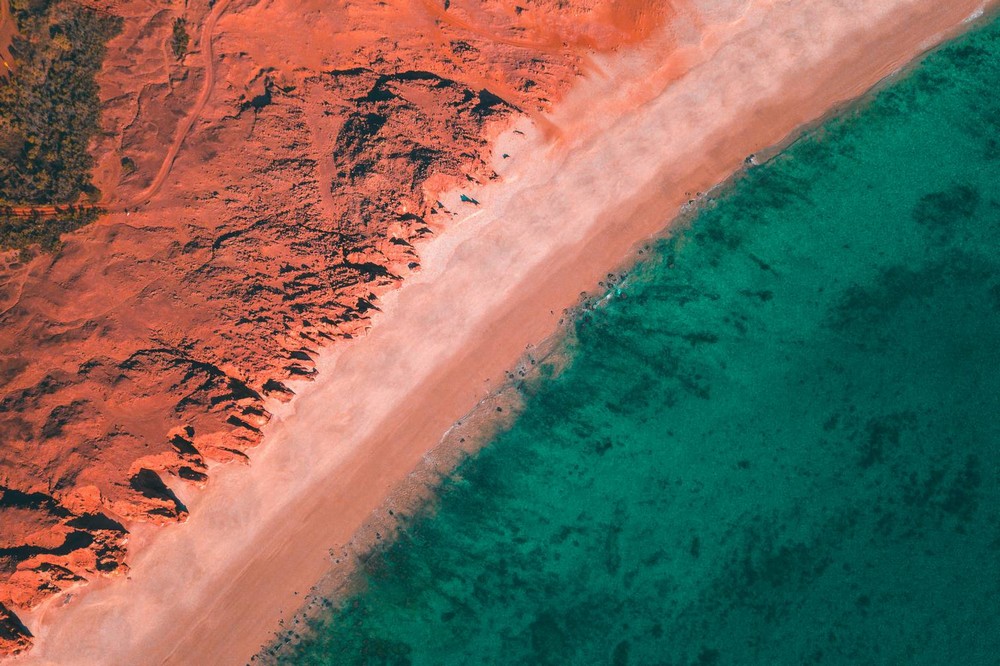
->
255;315;577;662
16;1;998;663
257;5;1000;657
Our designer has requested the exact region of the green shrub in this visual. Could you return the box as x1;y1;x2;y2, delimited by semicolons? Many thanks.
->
171;17;189;59
0;205;102;254
0;0;121;205
120;155;137;177
0;0;120;252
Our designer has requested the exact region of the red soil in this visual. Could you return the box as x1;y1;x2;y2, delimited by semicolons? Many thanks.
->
0;0;667;654
0;0;15;78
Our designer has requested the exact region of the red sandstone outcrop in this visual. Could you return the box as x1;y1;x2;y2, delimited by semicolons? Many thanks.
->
0;0;670;651
0;603;30;655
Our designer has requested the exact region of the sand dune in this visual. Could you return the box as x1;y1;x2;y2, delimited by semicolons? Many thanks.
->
15;0;998;663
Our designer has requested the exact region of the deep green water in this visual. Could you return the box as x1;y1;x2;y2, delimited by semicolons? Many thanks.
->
280;18;1000;666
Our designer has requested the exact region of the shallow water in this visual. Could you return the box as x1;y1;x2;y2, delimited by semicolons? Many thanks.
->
280;17;1000;666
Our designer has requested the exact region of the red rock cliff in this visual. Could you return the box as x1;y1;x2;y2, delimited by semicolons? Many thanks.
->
0;0;672;652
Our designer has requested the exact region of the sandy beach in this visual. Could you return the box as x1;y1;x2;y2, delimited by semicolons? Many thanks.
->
16;0;996;663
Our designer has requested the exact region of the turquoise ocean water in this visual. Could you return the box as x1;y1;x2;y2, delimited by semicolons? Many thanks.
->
280;18;1000;665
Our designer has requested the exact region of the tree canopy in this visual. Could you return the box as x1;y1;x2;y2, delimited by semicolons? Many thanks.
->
0;0;120;250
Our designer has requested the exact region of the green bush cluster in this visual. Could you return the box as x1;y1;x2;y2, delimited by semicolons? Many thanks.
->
0;0;121;204
171;17;189;59
0;205;101;256
0;0;120;250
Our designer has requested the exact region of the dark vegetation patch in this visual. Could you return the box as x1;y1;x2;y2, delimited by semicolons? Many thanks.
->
119;155;137;177
170;17;188;59
0;0;120;249
0;205;102;256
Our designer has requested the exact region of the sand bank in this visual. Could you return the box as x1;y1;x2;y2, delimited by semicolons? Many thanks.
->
18;0;996;663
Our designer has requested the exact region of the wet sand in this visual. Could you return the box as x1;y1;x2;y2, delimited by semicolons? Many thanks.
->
18;0;997;663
